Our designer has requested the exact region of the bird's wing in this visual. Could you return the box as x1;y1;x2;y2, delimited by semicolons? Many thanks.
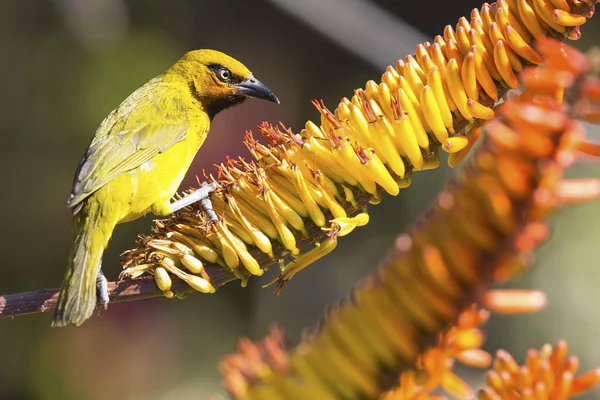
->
67;84;190;211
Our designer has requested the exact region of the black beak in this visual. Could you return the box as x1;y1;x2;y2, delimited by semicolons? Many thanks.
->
234;76;280;104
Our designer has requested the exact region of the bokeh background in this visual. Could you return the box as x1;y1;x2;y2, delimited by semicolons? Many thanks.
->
1;1;599;399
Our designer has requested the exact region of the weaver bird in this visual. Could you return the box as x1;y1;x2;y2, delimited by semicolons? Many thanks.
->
53;49;279;327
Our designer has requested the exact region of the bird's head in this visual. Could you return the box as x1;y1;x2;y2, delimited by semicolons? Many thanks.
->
174;49;279;120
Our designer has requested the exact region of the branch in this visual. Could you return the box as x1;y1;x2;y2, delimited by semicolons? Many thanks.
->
0;265;236;319
0;186;376;320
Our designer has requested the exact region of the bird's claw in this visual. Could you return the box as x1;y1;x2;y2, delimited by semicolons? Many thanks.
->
96;268;109;310
170;181;219;222
199;182;219;222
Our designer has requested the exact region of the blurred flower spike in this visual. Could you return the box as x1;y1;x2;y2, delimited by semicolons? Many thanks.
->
212;36;600;399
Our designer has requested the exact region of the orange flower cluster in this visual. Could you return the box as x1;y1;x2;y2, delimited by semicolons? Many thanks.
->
479;341;600;400
219;325;292;399
383;333;600;400
380;306;491;400
215;39;600;400
120;0;596;296
220;307;600;400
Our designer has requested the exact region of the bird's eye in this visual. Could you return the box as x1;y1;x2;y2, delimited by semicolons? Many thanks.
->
218;68;232;82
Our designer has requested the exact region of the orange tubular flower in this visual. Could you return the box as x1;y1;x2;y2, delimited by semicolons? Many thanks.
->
479;341;600;400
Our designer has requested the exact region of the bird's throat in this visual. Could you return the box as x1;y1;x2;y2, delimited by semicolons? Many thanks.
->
205;95;247;121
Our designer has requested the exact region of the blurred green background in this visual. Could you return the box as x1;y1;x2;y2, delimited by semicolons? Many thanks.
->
0;1;599;399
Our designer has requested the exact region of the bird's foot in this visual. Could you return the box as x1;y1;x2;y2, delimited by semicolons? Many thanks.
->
96;268;109;310
170;182;218;222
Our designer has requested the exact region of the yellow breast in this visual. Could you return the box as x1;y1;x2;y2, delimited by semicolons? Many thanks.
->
118;116;210;223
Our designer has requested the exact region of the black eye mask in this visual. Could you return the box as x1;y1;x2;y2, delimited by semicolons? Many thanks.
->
207;64;244;84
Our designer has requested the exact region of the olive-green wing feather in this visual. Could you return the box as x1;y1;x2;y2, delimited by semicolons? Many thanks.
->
67;81;189;212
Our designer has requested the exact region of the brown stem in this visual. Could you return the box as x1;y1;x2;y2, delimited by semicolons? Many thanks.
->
0;265;236;319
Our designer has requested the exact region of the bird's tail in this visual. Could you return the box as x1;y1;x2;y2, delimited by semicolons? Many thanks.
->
53;200;114;327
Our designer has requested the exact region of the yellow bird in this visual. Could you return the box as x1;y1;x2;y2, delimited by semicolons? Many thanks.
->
53;50;279;327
